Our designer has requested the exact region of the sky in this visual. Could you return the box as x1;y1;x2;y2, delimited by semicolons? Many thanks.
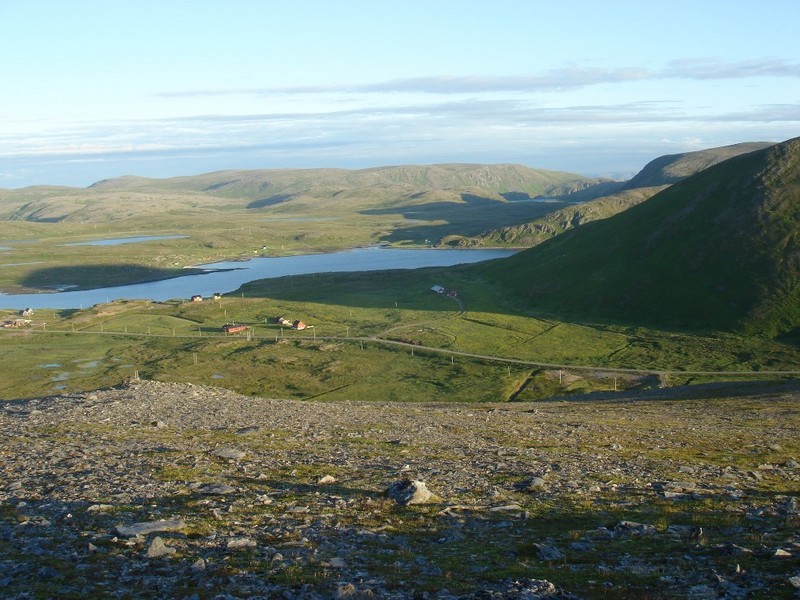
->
2;0;800;188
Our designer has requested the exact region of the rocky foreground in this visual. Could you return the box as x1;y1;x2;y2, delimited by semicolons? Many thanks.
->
2;380;800;599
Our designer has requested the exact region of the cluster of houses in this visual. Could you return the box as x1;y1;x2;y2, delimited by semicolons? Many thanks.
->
219;316;310;335
273;316;309;330
191;293;223;302
2;308;34;329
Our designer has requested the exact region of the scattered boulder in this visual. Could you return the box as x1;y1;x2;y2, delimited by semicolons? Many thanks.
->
146;536;176;558
614;521;656;536
517;476;548;492
191;558;206;571
473;577;578;599
533;543;565;561
385;479;438;505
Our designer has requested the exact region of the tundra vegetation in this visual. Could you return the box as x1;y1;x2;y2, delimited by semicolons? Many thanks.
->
1;143;799;597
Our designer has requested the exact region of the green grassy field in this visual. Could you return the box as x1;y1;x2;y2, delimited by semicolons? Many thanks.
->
3;268;798;401
2;151;797;403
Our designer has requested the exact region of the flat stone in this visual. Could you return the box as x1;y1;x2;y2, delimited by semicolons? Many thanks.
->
199;483;236;495
227;537;257;549
211;447;246;460
115;519;187;538
488;504;525;513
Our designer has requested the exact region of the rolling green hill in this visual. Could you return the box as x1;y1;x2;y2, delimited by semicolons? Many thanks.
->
0;164;612;222
0;164;613;292
460;142;774;248
476;137;800;338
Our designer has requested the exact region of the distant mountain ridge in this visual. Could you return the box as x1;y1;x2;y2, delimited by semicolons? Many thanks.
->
476;136;800;338
0;164;613;222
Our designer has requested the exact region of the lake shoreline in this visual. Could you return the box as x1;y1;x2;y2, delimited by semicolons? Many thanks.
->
0;246;517;310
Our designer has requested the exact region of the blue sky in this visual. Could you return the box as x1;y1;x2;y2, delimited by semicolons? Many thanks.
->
2;0;799;188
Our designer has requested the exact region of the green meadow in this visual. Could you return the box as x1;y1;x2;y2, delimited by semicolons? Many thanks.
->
2;154;798;402
3;268;798;402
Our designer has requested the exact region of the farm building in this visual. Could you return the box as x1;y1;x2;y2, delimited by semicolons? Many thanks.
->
2;319;31;329
292;320;307;330
191;295;203;302
222;323;247;334
431;285;446;294
273;316;292;326
20;308;34;317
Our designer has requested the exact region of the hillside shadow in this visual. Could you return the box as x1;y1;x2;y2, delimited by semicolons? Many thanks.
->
20;264;203;292
361;194;568;243
544;379;800;403
246;193;294;209
777;327;800;348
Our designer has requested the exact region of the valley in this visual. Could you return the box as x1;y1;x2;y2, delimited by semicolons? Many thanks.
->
1;139;799;598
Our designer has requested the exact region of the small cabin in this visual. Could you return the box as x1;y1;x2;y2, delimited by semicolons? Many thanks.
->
222;323;247;334
20;308;34;317
274;316;292;326
431;285;446;294
191;295;203;302
292;320;307;330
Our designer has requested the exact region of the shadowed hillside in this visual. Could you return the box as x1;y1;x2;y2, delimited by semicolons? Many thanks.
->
461;142;774;249
476;136;800;337
621;141;773;189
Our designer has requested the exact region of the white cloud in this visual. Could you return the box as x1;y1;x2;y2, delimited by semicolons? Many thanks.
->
3;56;799;187
155;58;800;98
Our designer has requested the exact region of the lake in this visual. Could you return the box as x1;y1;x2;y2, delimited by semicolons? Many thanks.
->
0;247;515;310
62;235;189;246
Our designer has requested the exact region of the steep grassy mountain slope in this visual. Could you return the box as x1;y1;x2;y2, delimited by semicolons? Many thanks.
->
476;137;800;337
0;164;612;223
621;141;773;189
444;186;663;247
463;142;774;248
